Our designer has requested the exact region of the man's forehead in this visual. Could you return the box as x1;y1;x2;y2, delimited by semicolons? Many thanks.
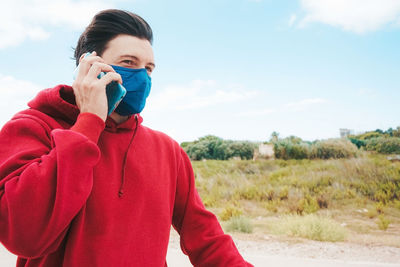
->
106;35;154;63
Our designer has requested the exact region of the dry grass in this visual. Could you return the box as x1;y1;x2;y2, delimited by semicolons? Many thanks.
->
193;153;400;245
269;214;347;242
224;216;254;233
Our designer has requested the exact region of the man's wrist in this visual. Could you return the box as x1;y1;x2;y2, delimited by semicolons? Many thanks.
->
70;112;105;143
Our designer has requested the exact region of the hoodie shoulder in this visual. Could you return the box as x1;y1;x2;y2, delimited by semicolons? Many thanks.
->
4;85;80;132
139;125;182;151
27;85;80;125
11;109;60;133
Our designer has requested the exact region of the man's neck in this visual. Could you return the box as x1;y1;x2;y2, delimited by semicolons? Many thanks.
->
109;112;130;124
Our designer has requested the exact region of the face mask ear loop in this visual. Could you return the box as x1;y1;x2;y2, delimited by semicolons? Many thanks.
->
118;114;139;198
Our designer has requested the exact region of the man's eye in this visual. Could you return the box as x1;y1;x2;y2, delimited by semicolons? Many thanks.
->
146;67;153;73
123;60;132;64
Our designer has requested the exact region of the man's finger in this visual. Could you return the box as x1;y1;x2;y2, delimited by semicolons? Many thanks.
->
86;62;116;81
99;72;123;86
75;53;105;80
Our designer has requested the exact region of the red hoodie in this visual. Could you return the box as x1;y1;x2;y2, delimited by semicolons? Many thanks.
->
0;85;252;266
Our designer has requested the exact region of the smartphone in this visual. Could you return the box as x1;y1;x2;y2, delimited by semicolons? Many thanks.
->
73;52;127;115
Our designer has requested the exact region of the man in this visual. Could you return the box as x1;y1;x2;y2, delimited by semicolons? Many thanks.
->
0;9;253;266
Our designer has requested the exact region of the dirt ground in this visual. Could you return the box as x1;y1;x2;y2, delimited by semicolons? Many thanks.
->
167;229;400;266
1;230;400;266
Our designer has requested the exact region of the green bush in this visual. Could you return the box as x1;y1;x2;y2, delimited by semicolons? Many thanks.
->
289;195;319;215
183;135;257;160
273;137;357;160
186;142;211;160
264;200;279;213
225;216;253;233
365;137;400;154
237;186;265;201
273;138;310;160
356;131;383;140
270;214;347;242
351;127;400;140
310;139;358;159
377;214;390;230
219;141;257;160
348;126;400;152
375;202;385;214
394;200;400;210
366;209;378;219
349;138;366;148
220;206;243;221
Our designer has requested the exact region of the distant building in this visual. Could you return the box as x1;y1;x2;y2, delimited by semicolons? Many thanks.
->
253;143;274;160
339;128;354;138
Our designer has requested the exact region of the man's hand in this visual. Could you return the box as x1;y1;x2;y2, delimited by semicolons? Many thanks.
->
72;51;122;122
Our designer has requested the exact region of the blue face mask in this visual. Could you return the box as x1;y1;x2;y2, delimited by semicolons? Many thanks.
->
111;65;152;116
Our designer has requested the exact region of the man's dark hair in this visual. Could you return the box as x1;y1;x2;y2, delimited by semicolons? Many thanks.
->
74;9;153;66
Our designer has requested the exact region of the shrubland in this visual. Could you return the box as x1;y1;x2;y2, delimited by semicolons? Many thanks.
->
349;127;400;154
183;127;400;243
181;135;257;160
273;137;358;160
191;154;400;243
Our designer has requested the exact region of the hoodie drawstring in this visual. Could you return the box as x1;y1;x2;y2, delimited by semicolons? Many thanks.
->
118;114;139;198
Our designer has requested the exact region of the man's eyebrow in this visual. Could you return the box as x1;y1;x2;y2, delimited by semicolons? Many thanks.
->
119;54;156;68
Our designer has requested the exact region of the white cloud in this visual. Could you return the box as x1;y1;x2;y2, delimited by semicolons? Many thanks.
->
235;97;327;118
0;0;115;49
27;26;51;41
358;88;374;95
357;88;379;99
289;14;297;27
297;0;400;33
0;74;42;126
237;108;277;117
145;80;259;112
285;97;326;111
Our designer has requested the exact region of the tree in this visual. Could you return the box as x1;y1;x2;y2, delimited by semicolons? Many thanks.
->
269;131;279;143
182;135;256;160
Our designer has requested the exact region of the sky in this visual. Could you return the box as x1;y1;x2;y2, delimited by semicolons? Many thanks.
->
0;0;399;143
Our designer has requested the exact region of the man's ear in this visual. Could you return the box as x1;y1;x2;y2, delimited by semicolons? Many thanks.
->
78;53;86;64
78;51;97;65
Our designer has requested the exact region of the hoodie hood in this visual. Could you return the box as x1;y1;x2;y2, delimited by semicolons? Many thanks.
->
28;84;143;132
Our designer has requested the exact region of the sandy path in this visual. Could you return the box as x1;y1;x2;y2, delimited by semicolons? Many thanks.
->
0;245;16;266
1;232;400;267
167;230;400;267
167;248;400;267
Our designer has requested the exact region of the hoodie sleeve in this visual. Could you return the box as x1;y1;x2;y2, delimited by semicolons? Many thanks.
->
172;148;253;267
0;113;104;259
